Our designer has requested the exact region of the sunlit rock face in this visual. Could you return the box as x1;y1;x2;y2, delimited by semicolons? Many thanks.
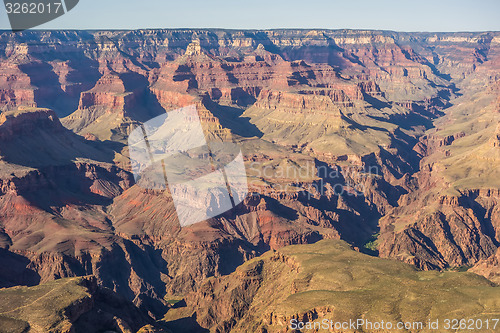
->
0;29;499;323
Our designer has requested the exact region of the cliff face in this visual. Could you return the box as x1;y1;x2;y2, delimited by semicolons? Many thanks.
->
377;81;500;270
0;276;166;333
1;30;493;139
176;240;500;332
470;247;500;284
0;29;499;326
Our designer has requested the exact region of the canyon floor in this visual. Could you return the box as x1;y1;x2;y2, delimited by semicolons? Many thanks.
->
0;29;499;332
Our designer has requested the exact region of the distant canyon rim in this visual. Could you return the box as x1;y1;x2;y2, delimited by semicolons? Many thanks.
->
0;28;499;332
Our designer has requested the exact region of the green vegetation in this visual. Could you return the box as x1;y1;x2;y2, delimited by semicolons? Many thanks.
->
165;297;183;306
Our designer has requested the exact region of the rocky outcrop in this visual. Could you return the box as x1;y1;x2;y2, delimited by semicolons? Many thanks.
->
0;29;499;325
377;81;500;272
0;276;165;333
0;107;63;139
0;64;35;110
470;247;500;284
176;240;500;332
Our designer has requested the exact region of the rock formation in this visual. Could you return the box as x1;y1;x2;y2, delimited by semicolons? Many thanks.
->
0;29;499;330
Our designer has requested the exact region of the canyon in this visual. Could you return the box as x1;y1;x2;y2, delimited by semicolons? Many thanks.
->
0;29;499;332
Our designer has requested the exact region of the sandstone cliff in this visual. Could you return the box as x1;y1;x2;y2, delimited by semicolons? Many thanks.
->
0;29;499;327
